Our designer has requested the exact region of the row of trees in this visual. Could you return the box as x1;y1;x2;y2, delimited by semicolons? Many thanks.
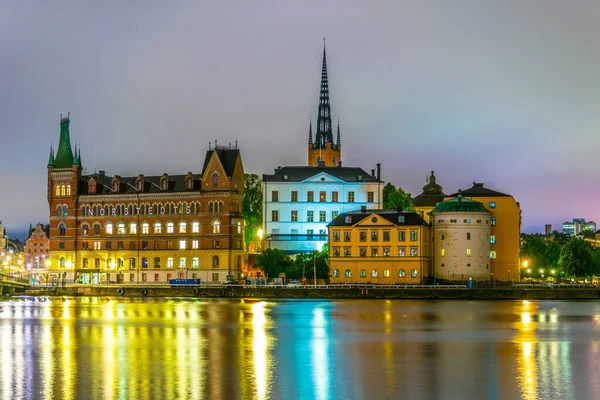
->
521;233;600;279
255;245;329;281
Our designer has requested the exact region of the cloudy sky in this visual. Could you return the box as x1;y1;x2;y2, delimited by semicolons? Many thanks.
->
1;0;599;237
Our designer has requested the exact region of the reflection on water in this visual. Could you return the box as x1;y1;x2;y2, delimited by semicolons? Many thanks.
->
1;298;600;399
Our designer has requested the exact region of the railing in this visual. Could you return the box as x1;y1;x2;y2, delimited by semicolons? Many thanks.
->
0;273;30;285
514;283;595;288
28;283;468;290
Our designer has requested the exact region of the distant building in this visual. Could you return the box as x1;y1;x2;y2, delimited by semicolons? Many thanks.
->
562;219;595;236
413;171;446;223
263;165;382;254
24;224;50;283
447;182;521;282
431;194;492;281
545;224;552;235
328;208;431;283
0;220;6;250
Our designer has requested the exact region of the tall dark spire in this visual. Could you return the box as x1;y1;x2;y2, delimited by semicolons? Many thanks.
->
313;38;335;149
336;119;341;145
308;117;313;144
54;114;74;168
47;144;55;167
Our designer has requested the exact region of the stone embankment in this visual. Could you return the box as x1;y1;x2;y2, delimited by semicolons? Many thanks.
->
21;286;600;300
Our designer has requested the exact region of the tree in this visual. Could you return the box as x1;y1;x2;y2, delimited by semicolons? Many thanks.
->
520;234;547;271
545;241;561;270
255;248;292;280
243;173;263;252
293;250;330;281
382;183;415;211
559;238;594;278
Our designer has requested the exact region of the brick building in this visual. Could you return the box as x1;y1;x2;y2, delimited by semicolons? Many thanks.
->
47;115;244;284
24;224;50;280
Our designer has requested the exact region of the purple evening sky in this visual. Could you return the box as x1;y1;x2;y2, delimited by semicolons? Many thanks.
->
1;0;599;237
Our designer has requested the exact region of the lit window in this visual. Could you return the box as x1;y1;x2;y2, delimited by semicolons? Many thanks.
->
66;185;71;196
411;269;418;278
94;241;101;250
213;220;221;234
212;255;220;268
371;248;378;257
333;248;340;257
291;191;298;202
333;269;339;277
398;248;405;257
179;222;187;233
345;269;351;278
491;217;496;226
490;234;496;244
55;186;61;196
332;211;339;220
383;269;390;278
167;222;174;233
344;248;351;257
348;191;355;202
490;250;497;259
130;223;137;234
167;258;174;268
332;192;338;202
237;222;241;234
359;269;366;278
179;258;186;268
291;210;298;222
106;223;113;235
319;191;326;202
398;216;405;223
179;240;186;250
272;191;279;202
117;223;125;235
192;240;199;249
383;247;390;257
441;249;445;257
142;223;149;234
371;269;378;278
154;223;162;234
489;202;496;209
82;224;89;236
307;211;314;222
410;231;417;241
410;248;418;257
319;211;326;222
59;257;65;268
192;222;200;233
63;205;68;216
367;192;374;202
466;248;472;257
192;257;199;268
399;269;405;277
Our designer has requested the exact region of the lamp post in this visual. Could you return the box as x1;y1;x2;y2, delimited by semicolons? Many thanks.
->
508;269;511;283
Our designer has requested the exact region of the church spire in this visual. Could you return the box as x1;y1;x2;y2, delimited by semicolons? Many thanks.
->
54;113;74;168
47;144;55;167
314;38;334;149
336;119;341;145
308;117;313;144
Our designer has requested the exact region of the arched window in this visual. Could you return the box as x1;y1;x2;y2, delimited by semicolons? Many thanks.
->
61;185;66;196
55;185;61;196
162;179;167;190
63;205;68;217
66;185;71;196
59;257;66;268
359;269;366;278
89;182;96;194
186;178;193;190
167;222;174;234
237;222;242;234
94;224;101;235
117;223;125;235
218;202;223;213
154;222;162;234
345;269;351;278
212;255;220;268
113;181;119;192
137;181;143;191
212;173;219;188
142;223;149;234
333;269;339;277
130;223;137;234
192;222;200;233
209;202;214;213
212;219;221;234
399;269;405;277
371;269;378;278
106;222;113;235
59;223;66;236
383;269;390;278
82;224;89;236
179;222;187;233
58;205;63;217
411;269;418;278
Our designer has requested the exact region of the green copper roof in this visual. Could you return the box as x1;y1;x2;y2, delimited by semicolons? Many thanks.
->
47;146;55;167
431;193;490;214
54;116;74;169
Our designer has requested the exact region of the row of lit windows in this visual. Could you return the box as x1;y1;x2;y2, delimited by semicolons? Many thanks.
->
440;249;497;259
439;233;496;243
332;230;418;243
333;269;418;278
57;220;242;237
87;173;219;195
272;190;370;203
76;238;239;250
272;210;340;222
332;247;419;257
437;217;496;226
61;255;223;269
54;184;71;197
269;229;327;237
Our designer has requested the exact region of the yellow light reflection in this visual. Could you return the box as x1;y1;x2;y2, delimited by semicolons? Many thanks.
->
252;301;269;400
311;307;330;400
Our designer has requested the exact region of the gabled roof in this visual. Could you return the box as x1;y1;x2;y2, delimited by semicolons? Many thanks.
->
449;182;509;197
79;173;198;195
263;166;380;183
328;209;427;227
201;148;240;178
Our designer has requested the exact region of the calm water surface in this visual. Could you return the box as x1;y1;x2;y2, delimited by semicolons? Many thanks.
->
1;297;600;400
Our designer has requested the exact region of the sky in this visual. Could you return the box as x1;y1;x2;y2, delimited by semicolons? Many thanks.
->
1;0;600;238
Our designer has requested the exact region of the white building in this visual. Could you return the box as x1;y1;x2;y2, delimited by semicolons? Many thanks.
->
430;194;493;281
263;164;383;254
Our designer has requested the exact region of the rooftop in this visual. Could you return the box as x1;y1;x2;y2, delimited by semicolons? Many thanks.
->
328;208;427;227
263;165;380;183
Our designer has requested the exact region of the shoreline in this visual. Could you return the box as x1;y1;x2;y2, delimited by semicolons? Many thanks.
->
18;286;600;301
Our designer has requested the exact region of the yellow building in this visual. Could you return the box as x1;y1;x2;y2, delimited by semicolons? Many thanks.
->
328;208;431;284
446;183;521;282
413;171;446;223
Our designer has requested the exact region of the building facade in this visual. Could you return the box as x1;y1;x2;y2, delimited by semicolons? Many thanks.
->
263;166;382;254
447;183;521;282
430;195;492;281
47;116;245;284
0;220;6;251
328;209;431;284
24;224;50;282
308;41;341;167
562;218;596;236
413;171;446;223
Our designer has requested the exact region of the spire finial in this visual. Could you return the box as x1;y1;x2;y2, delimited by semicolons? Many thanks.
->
323;37;326;48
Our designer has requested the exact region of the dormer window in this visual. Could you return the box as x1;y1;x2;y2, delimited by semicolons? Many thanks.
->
88;180;96;194
136;176;144;191
112;179;119;193
186;178;192;190
161;174;168;191
162;180;167;190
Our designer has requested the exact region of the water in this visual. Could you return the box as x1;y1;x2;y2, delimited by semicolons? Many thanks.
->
1;298;600;400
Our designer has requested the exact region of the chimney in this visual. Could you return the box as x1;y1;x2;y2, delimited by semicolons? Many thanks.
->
99;170;105;176
361;205;367;212
371;169;376;177
376;163;381;181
